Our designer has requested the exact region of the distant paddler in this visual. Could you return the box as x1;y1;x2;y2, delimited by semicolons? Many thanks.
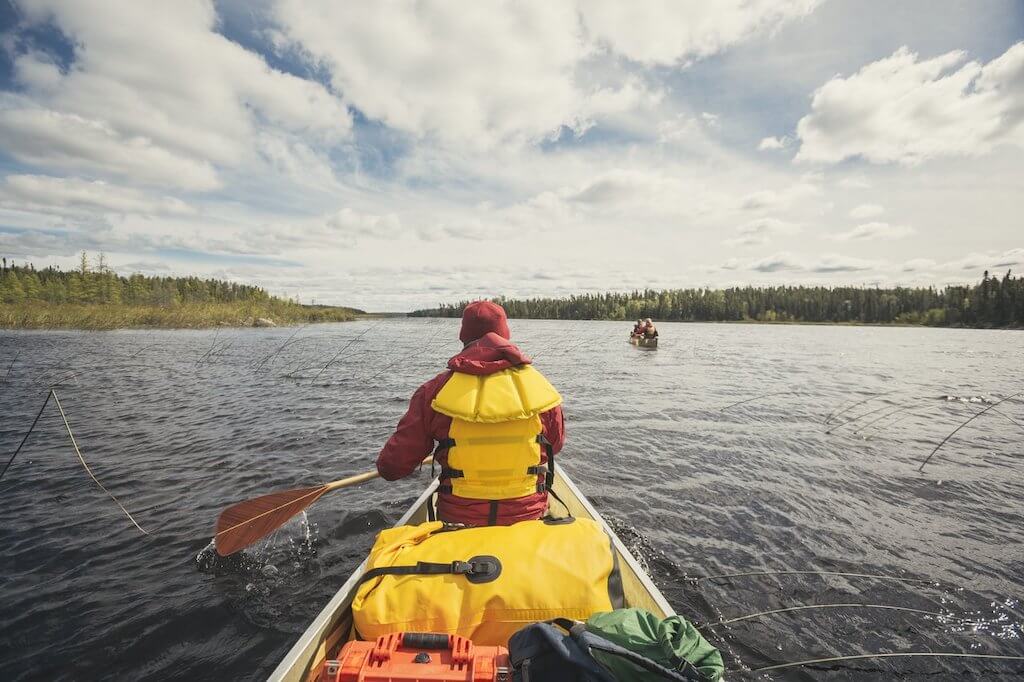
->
642;318;659;339
376;301;566;526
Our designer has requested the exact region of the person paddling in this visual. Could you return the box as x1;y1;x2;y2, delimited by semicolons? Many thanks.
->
376;301;566;526
643;318;659;338
631;319;644;337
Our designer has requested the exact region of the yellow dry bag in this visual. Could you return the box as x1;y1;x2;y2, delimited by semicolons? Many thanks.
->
430;365;562;503
351;517;624;646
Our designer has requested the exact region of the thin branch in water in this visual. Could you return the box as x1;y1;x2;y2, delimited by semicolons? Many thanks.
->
720;391;792;412
195;329;220;366
826;401;905;434
851;404;913;435
3;349;20;385
251;325;307;373
824;390;897;424
918;391;1024;471
127;342;162;359
863;411;917;440
362;322;451;382
50;374;80;388
310;320;383;383
988;407;1024;437
745;651;1024;675
51;391;151;535
530;334;591;362
0;390;52;482
698;603;944;630
34;357;75;387
690;569;937;586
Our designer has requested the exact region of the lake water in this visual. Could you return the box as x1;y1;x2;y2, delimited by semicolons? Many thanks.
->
1;319;1021;680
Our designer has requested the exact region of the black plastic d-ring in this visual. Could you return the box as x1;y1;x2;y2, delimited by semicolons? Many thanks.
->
465;555;502;584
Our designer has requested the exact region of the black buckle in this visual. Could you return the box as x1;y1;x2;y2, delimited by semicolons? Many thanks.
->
445;556;503;583
464;555;501;584
451;560;473;574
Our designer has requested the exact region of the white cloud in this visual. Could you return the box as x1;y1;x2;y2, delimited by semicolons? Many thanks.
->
837;175;871;190
4;0;351;187
326;208;403;240
701;112;720;127
832;221;915;241
724;217;800;246
578;0;823;65
738;180;820;211
0;107;221;191
849;203;884;219
758;136;788;150
796;42;1024;164
748;251;805;272
271;3;596;149
902;258;936;272
0;174;195;216
943;248;1024;272
809;254;877;273
718;251;883;276
270;1;818;148
238;207;408;253
739;190;780;210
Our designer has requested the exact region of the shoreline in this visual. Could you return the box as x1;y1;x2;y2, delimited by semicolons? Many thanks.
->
0;302;362;331
407;316;1021;330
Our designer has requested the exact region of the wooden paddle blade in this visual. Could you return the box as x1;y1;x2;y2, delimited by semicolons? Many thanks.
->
215;484;329;556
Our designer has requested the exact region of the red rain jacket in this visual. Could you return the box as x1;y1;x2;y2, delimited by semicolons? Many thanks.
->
376;332;565;525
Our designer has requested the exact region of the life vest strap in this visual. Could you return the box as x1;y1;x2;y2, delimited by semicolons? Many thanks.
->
432;432;557;520
434;435;552;483
433;438;456;455
537;433;555;490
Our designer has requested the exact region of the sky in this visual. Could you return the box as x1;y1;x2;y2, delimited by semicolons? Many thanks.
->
0;1;1022;311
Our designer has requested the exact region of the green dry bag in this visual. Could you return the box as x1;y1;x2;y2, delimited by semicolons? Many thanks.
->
585;608;724;682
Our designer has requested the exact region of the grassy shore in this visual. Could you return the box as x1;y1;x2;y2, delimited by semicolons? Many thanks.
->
0;301;360;330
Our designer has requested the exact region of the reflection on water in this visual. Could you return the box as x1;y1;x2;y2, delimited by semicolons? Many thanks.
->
1;320;1022;680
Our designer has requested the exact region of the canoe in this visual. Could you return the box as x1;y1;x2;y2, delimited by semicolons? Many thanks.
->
268;466;674;682
629;335;658;348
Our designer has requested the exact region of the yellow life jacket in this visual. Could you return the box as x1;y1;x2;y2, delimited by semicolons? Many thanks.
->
351;518;624;645
431;365;561;503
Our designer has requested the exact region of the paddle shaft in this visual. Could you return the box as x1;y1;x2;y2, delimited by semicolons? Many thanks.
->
323;456;432;492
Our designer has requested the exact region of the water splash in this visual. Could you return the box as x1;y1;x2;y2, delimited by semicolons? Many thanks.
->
195;511;320;579
930;598;1023;641
943;395;994;404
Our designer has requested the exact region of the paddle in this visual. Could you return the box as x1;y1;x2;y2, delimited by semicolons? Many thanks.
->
214;456;433;556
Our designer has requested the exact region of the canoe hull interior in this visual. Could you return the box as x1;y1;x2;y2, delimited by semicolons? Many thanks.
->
268;467;674;682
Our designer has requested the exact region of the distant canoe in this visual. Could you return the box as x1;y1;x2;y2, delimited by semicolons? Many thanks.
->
629;335;658;348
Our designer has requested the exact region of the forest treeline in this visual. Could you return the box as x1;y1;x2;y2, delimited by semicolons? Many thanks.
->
411;271;1023;328
0;253;359;329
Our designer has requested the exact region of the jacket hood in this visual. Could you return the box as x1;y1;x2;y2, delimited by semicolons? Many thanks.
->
459;300;511;344
447;331;532;375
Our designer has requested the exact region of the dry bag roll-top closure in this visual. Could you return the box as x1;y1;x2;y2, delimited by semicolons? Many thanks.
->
430;365;562;509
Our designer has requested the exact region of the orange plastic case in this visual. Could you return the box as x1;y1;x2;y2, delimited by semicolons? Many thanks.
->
321;632;511;682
